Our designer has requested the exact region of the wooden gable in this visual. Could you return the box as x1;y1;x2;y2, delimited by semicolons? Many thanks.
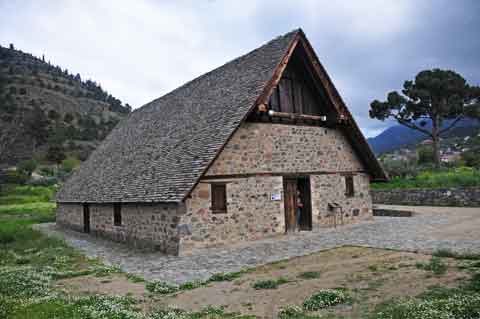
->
248;41;339;127
269;51;326;116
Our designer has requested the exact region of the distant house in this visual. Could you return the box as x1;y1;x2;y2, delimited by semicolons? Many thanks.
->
56;29;387;255
420;139;434;145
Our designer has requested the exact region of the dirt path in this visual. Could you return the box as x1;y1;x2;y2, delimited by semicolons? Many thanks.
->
57;246;471;318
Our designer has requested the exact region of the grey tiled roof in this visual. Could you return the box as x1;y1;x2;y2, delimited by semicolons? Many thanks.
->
56;30;299;203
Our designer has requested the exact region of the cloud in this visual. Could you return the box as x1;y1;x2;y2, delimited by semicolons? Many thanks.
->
1;0;479;137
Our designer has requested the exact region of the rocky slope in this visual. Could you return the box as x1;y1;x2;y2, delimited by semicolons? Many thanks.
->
0;44;131;166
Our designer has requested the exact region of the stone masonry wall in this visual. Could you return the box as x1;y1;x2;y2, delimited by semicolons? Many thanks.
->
56;203;84;233
179;176;285;252
178;123;373;251
58;122;374;254
372;187;480;207
311;173;373;226
206;122;364;176
56;203;185;254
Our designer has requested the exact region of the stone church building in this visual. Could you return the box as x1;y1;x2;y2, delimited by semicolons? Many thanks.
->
56;29;387;255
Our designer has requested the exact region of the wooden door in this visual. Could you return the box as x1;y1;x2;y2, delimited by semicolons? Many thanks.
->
283;178;297;232
83;204;90;233
298;177;312;230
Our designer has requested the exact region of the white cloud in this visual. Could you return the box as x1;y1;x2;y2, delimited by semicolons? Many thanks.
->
1;0;475;138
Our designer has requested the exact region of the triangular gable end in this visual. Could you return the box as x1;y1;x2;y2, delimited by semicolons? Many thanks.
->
183;30;386;201
254;30;387;182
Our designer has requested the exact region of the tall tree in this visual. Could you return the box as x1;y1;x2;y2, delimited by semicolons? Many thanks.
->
370;69;480;167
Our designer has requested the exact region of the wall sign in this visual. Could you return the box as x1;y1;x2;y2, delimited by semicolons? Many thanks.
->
271;193;282;201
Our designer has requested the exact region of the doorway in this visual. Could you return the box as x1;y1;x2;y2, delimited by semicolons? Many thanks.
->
83;204;90;233
283;176;312;232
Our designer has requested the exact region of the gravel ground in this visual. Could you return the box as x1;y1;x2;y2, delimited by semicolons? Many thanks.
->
35;205;480;284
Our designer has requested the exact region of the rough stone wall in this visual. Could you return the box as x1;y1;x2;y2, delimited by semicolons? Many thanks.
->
57;122;374;254
56;203;184;254
56;203;84;232
179;176;285;252
206;122;364;176
372;187;480;207
178;123;373;251
311;173;373;227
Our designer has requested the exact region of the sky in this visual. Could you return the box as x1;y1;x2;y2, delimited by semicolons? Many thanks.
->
1;0;479;137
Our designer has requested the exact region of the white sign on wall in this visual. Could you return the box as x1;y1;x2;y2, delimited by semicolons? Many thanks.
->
271;193;282;201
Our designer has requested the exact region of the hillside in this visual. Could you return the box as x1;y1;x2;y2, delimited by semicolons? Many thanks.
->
368;118;480;155
0;44;131;166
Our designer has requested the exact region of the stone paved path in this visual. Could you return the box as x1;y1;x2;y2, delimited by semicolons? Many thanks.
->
35;205;480;284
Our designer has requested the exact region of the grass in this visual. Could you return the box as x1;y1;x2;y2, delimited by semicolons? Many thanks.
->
0;184;127;318
252;277;289;290
146;270;252;295
415;257;448;275
302;288;349;311
208;270;247;282
297;271;321;280
371;167;480;190
433;248;480;260
368;272;480;319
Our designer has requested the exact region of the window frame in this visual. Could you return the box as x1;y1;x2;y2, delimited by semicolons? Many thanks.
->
345;175;355;198
211;183;227;214
113;203;122;226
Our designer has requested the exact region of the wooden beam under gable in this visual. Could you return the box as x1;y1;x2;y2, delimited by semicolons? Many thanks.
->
255;34;300;110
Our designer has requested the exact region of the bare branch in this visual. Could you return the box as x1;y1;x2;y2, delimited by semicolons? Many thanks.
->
439;115;464;135
394;116;432;137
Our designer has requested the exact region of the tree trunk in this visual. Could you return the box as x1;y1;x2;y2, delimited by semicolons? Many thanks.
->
431;115;441;168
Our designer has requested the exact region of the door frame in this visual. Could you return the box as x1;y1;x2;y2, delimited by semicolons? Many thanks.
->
283;175;312;232
83;203;90;233
297;176;312;230
283;177;297;233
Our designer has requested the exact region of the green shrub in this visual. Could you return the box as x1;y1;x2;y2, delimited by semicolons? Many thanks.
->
416;257;447;275
297;271;321;280
372;167;480;190
278;305;305;319
208;271;244;282
5;170;29;184
418;146;435;164
61;157;81;173
17;159;38;176
465;273;480;292
462;150;480;167
433;249;480;260
253;277;289;290
146;281;179;294
39;166;55;177
179;280;204;290
303;289;348;310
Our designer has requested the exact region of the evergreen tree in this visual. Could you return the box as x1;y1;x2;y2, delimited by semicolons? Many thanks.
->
370;69;480;168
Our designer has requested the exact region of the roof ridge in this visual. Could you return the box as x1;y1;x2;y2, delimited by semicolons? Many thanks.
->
135;29;301;114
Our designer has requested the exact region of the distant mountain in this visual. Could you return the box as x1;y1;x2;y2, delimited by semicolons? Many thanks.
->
0;44;132;166
367;118;480;154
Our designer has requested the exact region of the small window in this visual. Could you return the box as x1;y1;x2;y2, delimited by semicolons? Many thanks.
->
113;203;122;226
345;176;354;197
211;184;227;214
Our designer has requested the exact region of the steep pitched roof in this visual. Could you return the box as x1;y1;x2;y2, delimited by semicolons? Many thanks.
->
57;29;386;204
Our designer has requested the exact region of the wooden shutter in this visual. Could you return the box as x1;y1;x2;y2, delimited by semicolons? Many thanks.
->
269;87;281;111
211;184;227;214
292;79;303;114
279;78;294;113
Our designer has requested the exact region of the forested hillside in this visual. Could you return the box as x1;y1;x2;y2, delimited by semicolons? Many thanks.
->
0;43;131;166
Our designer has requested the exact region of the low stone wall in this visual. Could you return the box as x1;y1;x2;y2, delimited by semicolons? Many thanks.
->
56;202;185;254
371;187;480;207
